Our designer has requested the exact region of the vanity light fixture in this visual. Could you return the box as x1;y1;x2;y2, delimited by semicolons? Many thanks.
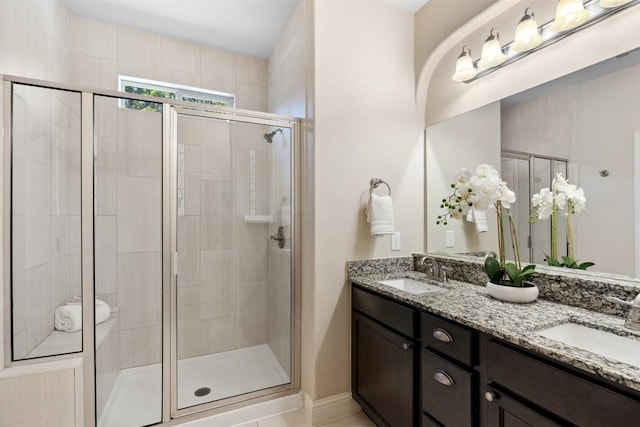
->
453;0;639;84
478;28;506;69
600;0;633;6
451;46;477;82
511;8;543;53
551;0;591;32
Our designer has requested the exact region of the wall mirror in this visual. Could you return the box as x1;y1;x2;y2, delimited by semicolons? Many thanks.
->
426;48;640;278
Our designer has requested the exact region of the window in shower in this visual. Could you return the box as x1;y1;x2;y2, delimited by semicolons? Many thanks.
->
119;76;235;111
10;84;83;360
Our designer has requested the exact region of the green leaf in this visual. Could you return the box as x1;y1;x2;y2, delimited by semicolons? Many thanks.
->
519;268;535;279
504;262;518;281
484;256;502;279
522;264;536;274
545;256;561;267
577;261;595;270
561;256;577;268
490;269;505;284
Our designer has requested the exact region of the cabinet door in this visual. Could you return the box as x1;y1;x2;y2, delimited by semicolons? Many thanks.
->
484;387;563;427
352;311;415;427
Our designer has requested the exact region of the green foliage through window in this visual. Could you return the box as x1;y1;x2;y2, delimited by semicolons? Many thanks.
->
182;96;228;107
123;85;173;112
120;77;234;112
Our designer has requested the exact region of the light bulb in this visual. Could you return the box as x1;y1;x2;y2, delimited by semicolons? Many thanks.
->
452;46;477;82
478;28;506;69
511;8;543;53
550;0;590;32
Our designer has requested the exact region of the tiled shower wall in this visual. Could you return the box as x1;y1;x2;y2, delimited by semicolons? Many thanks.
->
94;98;163;369
11;86;82;359
0;0;72;370
71;12;275;370
176;117;275;359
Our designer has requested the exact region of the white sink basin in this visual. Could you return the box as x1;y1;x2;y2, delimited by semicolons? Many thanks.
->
537;323;640;368
379;278;442;294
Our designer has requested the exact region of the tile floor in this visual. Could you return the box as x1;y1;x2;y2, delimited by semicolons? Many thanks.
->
233;409;376;427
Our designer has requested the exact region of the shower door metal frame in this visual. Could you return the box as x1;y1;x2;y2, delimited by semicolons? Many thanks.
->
501;149;569;263
2;74;301;427
164;105;301;421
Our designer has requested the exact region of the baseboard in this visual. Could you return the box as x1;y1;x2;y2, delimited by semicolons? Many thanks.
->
302;391;361;426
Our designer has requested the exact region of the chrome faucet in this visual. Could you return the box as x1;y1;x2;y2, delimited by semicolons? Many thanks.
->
607;293;640;331
418;256;447;282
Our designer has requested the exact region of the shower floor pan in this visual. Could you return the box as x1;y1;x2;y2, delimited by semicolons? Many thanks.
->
99;344;290;427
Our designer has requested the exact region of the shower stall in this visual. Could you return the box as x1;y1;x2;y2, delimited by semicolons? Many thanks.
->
501;150;568;264
4;76;300;426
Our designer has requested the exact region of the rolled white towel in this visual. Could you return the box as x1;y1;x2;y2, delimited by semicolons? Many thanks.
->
95;299;111;325
54;299;111;332
366;193;395;236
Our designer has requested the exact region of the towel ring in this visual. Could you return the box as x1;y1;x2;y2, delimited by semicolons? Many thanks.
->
370;178;391;196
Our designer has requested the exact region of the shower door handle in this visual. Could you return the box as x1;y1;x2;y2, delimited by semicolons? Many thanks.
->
171;251;178;276
270;226;286;249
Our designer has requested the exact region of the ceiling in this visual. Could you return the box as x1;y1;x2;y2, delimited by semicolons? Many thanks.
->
62;0;430;59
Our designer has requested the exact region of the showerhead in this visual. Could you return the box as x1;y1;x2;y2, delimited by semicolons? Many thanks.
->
263;128;283;143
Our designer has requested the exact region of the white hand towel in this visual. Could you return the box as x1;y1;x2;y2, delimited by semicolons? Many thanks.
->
366;193;395;236
54;299;112;332
472;208;488;233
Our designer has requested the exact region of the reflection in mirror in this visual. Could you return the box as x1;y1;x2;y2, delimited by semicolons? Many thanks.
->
426;49;640;277
11;84;82;359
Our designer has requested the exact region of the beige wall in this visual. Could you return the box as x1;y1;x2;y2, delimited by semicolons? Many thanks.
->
426;102;500;254
309;0;425;401
418;0;640;126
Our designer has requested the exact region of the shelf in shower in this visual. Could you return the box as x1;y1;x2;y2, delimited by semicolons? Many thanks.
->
243;215;274;224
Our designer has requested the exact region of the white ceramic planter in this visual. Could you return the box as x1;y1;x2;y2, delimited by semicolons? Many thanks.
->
486;281;539;303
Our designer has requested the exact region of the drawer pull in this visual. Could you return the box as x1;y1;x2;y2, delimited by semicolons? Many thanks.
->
485;391;498;402
433;370;454;386
402;342;412;351
433;328;453;343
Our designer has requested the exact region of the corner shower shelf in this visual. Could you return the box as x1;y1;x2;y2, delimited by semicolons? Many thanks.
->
243;215;274;224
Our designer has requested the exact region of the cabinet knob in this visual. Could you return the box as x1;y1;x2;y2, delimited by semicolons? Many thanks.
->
402;342;412;351
433;370;454;386
432;328;453;343
485;391;498;402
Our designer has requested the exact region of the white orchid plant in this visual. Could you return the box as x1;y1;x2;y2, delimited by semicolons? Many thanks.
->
530;173;593;270
437;164;536;287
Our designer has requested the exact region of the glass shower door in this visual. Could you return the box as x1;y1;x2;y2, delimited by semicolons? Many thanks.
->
501;151;569;265
94;95;164;427
172;109;293;414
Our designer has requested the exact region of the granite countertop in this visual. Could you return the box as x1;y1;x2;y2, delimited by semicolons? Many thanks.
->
350;269;640;393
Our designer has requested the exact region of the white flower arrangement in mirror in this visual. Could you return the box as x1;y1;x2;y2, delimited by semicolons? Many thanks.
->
531;173;594;270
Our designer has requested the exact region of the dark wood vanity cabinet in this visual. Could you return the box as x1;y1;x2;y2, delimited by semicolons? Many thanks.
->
420;312;478;426
483;384;562;427
482;336;640;427
351;284;640;427
352;287;418;427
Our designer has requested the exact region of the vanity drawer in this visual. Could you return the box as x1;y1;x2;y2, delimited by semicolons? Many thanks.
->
422;349;474;427
422;412;443;427
352;286;415;338
421;312;474;366
487;340;640;426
